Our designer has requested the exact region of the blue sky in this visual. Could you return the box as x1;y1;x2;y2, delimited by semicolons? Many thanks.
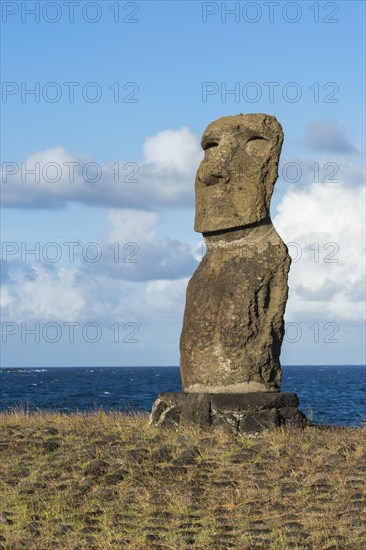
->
1;0;365;368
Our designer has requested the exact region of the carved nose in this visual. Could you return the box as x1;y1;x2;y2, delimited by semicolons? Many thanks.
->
198;167;230;186
202;173;225;186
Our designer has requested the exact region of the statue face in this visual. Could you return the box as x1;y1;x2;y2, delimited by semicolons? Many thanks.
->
194;114;284;233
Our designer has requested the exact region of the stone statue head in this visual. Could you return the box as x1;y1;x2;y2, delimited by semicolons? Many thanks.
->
194;113;284;233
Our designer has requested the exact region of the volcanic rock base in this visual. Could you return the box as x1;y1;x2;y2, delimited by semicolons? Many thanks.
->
150;392;307;434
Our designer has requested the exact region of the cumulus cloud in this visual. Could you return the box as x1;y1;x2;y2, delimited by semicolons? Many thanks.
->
0;208;197;323
275;122;365;326
274;180;365;322
304;119;359;155
0;257;190;328
1;265;86;322
277;154;364;191
143;127;201;174
1;127;203;209
0;259;38;284
80;209;198;282
2;121;364;333
0;261;141;324
145;278;189;320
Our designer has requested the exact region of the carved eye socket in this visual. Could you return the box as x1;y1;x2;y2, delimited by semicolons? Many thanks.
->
203;141;219;151
245;137;271;157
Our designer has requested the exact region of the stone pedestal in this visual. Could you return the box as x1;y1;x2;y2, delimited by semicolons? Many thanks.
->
150;392;307;434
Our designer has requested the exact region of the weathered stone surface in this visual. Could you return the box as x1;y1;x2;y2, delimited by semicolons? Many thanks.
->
179;222;290;393
278;407;308;428
238;409;280;434
211;414;239;434
180;393;211;428
211;393;299;414
150;392;305;433
194;114;284;233
180;113;289;394
150;392;186;427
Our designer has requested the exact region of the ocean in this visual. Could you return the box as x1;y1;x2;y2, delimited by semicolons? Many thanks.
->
0;365;365;427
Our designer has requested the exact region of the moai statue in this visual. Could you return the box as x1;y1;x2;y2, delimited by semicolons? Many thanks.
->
180;113;289;394
151;114;306;433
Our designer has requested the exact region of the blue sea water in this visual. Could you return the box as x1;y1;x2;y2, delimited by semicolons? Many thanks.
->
0;366;365;427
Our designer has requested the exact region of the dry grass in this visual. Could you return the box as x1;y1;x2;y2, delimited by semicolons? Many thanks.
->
0;409;365;549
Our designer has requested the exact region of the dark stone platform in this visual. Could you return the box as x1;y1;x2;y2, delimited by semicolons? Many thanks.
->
150;392;307;434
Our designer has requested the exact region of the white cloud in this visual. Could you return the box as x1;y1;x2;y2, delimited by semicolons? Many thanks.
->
145;278;189;320
277;155;364;190
2;121;364;332
143;127;202;174
0;286;13;308
107;209;159;242
3;178;364;325
0;209;197;323
1;127;202;209
274;180;365;322
1;266;85;322
81;209;198;282
0;256;190;332
0;261;144;324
